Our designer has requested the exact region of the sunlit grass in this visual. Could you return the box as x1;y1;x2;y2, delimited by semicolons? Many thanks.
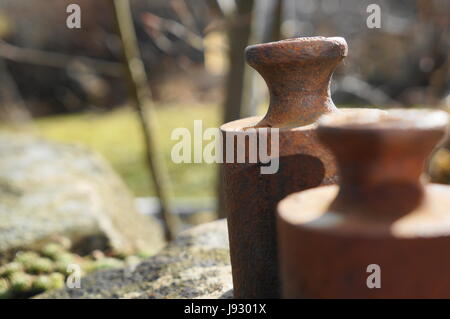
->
35;103;221;198
13;102;440;199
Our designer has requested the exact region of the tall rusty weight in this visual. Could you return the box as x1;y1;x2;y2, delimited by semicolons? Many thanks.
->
220;37;347;298
246;37;348;128
278;109;450;298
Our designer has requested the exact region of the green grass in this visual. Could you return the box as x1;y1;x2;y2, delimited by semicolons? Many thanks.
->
34;103;221;198
7;103;446;199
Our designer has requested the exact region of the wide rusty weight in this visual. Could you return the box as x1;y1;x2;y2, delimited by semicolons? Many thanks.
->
277;109;450;298
220;37;347;298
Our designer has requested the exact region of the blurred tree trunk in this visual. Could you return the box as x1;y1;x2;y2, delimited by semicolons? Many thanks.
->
263;0;283;43
217;0;255;219
242;0;283;118
112;0;180;241
0;58;33;126
222;0;255;124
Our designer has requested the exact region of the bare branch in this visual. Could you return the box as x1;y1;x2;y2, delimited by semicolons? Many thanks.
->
140;12;204;51
0;40;124;77
112;0;181;241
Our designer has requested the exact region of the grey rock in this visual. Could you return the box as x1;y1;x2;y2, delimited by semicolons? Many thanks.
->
39;219;232;299
0;133;165;258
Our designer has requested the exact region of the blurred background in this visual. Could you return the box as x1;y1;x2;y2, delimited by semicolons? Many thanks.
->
0;0;449;219
0;0;449;298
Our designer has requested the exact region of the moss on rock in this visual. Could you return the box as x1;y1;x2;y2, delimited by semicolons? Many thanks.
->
0;238;141;298
38;220;232;299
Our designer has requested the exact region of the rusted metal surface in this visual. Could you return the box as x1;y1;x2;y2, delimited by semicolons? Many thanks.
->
278;109;450;298
246;36;348;128
220;37;347;298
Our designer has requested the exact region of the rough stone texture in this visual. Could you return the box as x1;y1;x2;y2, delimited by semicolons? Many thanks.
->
39;219;232;299
0;133;165;258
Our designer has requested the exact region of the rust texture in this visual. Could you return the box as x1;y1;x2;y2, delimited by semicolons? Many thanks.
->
220;36;347;298
278;109;450;298
246;36;347;128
